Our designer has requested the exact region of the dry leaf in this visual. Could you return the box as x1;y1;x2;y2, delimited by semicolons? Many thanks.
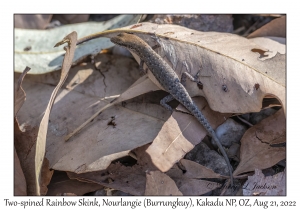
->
14;148;27;195
68;163;146;195
248;16;286;38
144;171;182;196
166;163;222;195
40;158;54;195
14;118;38;195
131;143;158;171
14;67;33;195
243;169;286;195
47;171;103;196
146;97;230;172
180;159;224;179
136;145;226;196
234;109;286;176
15;119;54;195
34;32;77;195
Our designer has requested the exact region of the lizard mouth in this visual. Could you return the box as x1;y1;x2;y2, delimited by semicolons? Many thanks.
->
110;37;128;48
110;33;134;48
110;36;120;44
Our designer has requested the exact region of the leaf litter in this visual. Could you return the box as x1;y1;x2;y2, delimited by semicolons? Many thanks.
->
14;17;285;195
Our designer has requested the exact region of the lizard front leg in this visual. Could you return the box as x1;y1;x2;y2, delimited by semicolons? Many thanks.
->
139;60;147;75
160;72;202;113
139;44;160;75
181;71;203;90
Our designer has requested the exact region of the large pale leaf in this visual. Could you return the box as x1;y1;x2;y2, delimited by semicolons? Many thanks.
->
15;15;143;74
76;22;285;114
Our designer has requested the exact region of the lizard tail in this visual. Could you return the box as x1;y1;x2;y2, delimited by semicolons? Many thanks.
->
187;102;234;186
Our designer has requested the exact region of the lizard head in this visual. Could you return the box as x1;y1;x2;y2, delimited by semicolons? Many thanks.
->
110;33;146;52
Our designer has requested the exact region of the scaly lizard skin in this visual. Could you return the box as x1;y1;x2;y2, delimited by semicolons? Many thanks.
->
111;33;233;186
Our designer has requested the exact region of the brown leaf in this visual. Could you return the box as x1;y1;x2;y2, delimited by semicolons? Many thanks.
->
234;109;286;176
146;97;230;172
14;118;37;195
35;31;77;195
14;67;30;196
248;16;286;38
67;163;146;195
14;66;30;116
144;171;182;195
14;119;53;195
243;169;286;195
14;14;53;29
40;158;54;195
47;171;103;196
131;143;158;171
166;163;223;195
14;148;27;195
180;159;224;179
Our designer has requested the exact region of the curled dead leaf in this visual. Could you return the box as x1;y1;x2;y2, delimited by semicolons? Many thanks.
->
35;31;77;195
14;66;30;115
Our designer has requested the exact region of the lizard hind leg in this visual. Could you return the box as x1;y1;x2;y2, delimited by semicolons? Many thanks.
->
160;94;174;112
